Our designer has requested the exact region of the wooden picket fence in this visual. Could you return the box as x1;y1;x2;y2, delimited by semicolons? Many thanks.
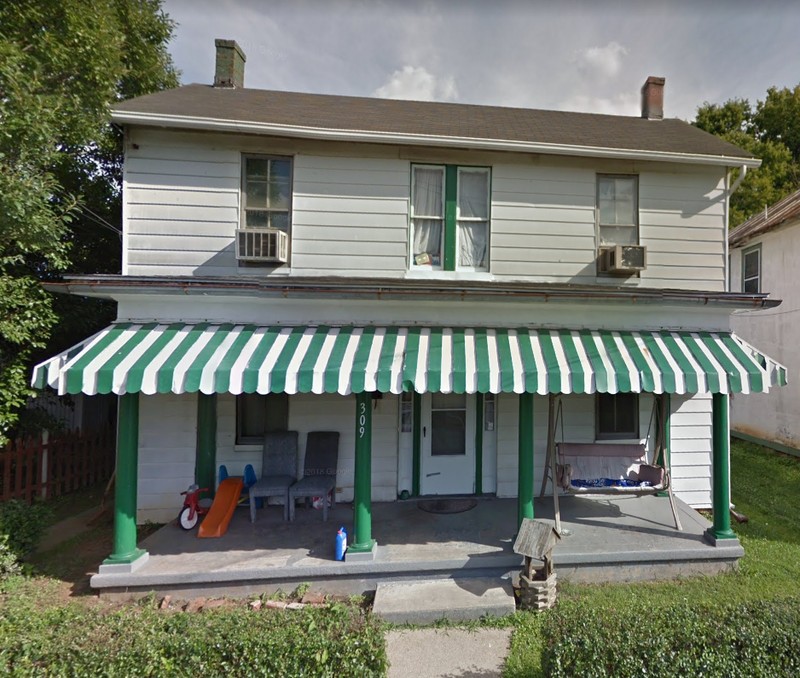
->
0;427;115;503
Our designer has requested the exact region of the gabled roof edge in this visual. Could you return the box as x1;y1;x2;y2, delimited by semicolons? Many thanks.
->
111;110;762;168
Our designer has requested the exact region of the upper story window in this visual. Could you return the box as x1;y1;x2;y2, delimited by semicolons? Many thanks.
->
742;245;761;293
597;175;638;246
411;165;490;272
238;156;292;264
243;156;292;230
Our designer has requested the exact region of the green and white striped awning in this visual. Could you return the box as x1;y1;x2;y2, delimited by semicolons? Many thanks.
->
32;323;787;397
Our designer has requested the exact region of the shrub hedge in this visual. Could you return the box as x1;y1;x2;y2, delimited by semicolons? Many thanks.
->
542;597;800;677
0;499;53;559
0;597;386;677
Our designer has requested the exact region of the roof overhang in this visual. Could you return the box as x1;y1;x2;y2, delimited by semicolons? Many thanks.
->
111;110;762;169
44;275;781;310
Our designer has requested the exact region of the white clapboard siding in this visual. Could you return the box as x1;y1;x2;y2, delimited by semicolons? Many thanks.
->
123;127;728;287
290;155;409;275
670;393;713;507
137;392;198;523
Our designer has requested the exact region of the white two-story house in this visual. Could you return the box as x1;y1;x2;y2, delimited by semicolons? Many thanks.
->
34;40;785;575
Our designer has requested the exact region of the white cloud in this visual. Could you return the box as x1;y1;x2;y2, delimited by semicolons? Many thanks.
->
373;65;458;102
558;92;639;116
575;41;629;79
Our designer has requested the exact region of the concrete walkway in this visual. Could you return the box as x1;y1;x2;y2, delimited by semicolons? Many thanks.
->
386;627;512;677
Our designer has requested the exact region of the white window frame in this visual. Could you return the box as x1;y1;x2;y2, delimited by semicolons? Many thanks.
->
596;174;639;247
455;166;491;273
595;392;639;441
240;154;293;233
742;245;761;294
409;163;491;273
236;393;289;445
410;164;445;271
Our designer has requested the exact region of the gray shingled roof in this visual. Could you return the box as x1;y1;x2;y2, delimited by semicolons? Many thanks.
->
729;187;800;247
113;84;755;162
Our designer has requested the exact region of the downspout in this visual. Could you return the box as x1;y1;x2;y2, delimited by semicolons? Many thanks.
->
724;165;748;292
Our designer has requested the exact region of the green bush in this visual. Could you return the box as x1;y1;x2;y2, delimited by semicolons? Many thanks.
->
0;499;53;560
0;600;387;677
0;534;21;580
542;597;800;677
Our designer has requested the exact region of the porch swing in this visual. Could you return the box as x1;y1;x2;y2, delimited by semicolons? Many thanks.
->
539;393;683;533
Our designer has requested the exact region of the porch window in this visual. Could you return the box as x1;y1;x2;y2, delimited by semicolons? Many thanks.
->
596;393;639;440
597;175;639;269
484;393;495;431
400;391;413;433
431;393;466;456
411;164;490;271
742;245;761;293
242;155;292;232
236;393;289;444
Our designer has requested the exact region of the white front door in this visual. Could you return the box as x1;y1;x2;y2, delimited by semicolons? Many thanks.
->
420;393;476;495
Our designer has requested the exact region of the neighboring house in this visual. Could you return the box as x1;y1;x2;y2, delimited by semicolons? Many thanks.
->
729;188;800;453
33;40;786;574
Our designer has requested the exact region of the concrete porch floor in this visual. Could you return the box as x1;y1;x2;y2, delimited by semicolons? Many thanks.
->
90;494;743;599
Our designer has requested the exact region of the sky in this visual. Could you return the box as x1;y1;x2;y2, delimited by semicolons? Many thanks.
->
162;0;800;121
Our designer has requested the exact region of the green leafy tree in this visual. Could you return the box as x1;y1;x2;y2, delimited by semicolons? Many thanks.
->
694;91;800;228
0;0;178;440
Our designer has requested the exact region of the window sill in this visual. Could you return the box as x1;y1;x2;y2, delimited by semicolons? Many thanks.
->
405;270;495;282
593;438;644;445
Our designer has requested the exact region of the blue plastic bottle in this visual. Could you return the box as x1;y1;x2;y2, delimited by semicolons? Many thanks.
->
335;526;347;561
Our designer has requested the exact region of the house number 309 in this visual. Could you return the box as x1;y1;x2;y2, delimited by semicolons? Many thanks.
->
358;401;367;438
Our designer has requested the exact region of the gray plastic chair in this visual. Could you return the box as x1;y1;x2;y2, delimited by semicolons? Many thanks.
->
288;431;339;522
249;431;298;522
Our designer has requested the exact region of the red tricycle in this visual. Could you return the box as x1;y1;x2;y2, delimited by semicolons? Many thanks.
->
178;484;212;530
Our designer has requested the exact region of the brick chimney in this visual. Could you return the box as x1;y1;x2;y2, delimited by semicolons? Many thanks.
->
641;76;665;120
214;39;246;88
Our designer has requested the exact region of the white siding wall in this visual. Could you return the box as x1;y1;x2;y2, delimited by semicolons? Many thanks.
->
124;128;726;290
670;393;712;508
291;155;408;275
730;223;800;449
495;392;711;507
491;162;725;289
137;393;197;523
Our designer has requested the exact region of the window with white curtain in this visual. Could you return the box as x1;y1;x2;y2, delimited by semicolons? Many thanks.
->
411;166;444;268
597;175;638;246
410;164;490;272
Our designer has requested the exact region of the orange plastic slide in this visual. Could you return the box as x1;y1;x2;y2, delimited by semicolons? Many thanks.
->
198;477;243;538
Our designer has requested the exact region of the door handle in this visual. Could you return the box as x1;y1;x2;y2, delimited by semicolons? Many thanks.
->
423;426;426;438
426;472;441;477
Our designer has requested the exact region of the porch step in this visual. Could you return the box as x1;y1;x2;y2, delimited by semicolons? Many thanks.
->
372;577;515;625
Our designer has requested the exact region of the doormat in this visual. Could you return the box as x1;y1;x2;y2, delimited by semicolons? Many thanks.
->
418;498;478;514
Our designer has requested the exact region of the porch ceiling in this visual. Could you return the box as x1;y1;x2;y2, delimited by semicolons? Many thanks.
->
32;323;786;397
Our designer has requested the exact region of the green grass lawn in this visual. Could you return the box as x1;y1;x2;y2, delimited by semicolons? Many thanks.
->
504;439;800;677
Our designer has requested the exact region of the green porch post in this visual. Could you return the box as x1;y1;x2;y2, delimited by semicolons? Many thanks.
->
349;391;376;557
196;393;217;499
475;393;484;495
103;393;147;568
710;392;736;541
518;392;535;529
412;392;421;497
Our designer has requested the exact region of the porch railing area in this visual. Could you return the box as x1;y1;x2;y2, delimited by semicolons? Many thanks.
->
0;427;115;502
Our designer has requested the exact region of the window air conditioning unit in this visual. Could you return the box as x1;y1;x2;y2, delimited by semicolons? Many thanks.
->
599;245;647;274
236;228;288;263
